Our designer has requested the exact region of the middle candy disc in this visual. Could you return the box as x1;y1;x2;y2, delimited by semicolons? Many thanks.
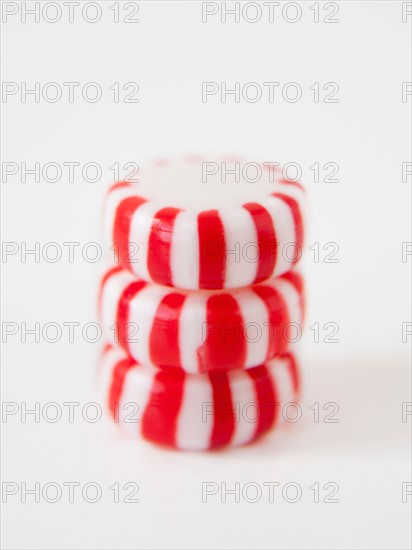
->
99;266;304;374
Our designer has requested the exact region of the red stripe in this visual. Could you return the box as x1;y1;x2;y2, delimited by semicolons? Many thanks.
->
108;356;136;418
243;202;277;283
280;270;303;295
279;178;304;191
101;265;123;289
113;196;147;266
272;193;304;265
252;285;290;358
247;365;278;440
198;210;226;289
141;370;185;448
98;265;123;315
149;293;187;369
197;294;246;373
102;343;112;355
280;270;305;322
116;280;147;354
109;181;132;193
147;207;182;286
209;370;235;448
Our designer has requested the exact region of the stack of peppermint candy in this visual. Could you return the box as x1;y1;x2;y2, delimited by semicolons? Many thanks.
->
98;157;306;451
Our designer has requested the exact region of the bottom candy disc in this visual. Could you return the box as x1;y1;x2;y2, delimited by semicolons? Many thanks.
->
98;345;301;451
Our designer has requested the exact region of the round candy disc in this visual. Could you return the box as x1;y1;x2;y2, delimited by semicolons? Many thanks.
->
98;344;300;451
104;157;306;290
99;266;304;374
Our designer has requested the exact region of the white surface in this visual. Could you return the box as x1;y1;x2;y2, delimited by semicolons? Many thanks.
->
1;1;411;549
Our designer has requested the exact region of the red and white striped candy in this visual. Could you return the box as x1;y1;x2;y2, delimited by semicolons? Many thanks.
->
98;344;301;451
104;157;306;290
99;266;304;374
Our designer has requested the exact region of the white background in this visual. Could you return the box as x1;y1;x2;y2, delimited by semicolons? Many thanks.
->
1;1;411;549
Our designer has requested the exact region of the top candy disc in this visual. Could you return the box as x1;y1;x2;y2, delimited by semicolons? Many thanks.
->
104;157;306;290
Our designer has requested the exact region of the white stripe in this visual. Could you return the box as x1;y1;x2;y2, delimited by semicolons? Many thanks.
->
266;196;297;277
284;184;307;224
228;370;259;446
272;277;302;327
118;365;155;438
179;292;208;374
272;184;306;276
268;356;296;427
272;181;306;203
235;288;269;369
176;375;214;450
97;346;123;405
100;270;136;344
127;284;167;366
219;206;258;288
128;201;162;281
170;210;200;289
